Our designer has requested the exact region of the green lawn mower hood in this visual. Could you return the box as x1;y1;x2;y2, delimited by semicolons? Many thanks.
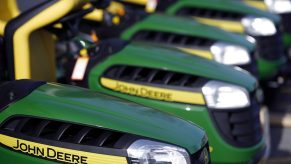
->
121;13;254;50
0;80;209;164
113;0;286;80
64;39;265;163
84;8;259;76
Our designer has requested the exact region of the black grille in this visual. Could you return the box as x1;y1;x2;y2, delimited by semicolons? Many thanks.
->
176;7;244;21
132;30;214;48
280;13;291;33
210;96;262;147
103;65;204;89
156;0;178;12
255;33;285;60
0;116;139;149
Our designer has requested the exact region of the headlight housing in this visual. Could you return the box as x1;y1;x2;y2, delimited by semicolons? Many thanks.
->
127;140;191;164
210;42;251;65
202;81;250;109
265;0;291;13
241;17;277;36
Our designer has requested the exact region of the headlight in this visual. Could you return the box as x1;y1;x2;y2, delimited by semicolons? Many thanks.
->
202;81;250;109
265;0;291;13
127;140;191;164
241;17;277;36
210;42;251;65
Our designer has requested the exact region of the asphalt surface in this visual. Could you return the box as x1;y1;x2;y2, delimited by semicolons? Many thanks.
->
268;84;291;163
268;126;291;164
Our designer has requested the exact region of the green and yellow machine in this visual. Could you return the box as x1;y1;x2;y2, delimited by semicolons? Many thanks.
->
0;80;210;164
0;1;211;164
113;0;285;81
0;0;267;163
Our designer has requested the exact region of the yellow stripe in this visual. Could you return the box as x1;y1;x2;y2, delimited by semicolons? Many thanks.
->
0;20;7;35
122;0;147;5
244;0;268;11
193;17;245;33
177;47;213;60
101;77;205;105
84;8;104;22
0;134;127;164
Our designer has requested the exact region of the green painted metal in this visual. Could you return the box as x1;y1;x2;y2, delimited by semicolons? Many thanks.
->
0;83;206;154
165;0;280;23
86;43;264;163
90;42;257;91
258;57;286;79
118;11;285;80
284;33;291;47
121;14;254;51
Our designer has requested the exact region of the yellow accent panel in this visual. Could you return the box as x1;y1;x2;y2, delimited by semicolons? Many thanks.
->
101;77;206;105
0;134;127;164
29;30;56;81
122;0;147;5
244;0;268;11
0;20;7;35
0;0;20;21
177;47;213;60
13;0;86;80
107;1;126;16
84;9;104;22
194;17;245;33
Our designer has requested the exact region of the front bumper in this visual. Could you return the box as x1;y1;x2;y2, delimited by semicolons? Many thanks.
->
184;105;266;163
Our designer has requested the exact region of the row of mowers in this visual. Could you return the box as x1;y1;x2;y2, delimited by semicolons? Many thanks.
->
1;0;291;163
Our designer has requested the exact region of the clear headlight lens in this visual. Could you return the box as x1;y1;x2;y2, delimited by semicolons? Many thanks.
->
265;0;291;13
202;81;250;109
127;140;191;164
241;17;277;36
210;42;251;65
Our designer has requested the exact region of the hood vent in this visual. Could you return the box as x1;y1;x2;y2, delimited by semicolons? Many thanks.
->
132;30;214;47
176;7;244;21
104;65;204;88
0;116;139;149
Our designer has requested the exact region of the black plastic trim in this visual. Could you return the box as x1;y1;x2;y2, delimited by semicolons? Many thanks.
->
0;115;142;156
209;93;263;148
156;0;177;12
0;80;46;111
102;65;207;92
131;30;215;48
0;37;5;81
175;6;244;21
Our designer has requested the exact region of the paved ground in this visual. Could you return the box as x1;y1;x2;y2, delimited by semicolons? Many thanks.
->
267;84;291;163
269;126;291;163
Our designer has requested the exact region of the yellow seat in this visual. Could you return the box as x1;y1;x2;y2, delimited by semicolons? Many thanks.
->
1;0;85;82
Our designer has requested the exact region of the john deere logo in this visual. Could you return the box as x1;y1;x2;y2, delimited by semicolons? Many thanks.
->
100;77;205;105
114;80;172;101
0;134;127;164
13;139;87;163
